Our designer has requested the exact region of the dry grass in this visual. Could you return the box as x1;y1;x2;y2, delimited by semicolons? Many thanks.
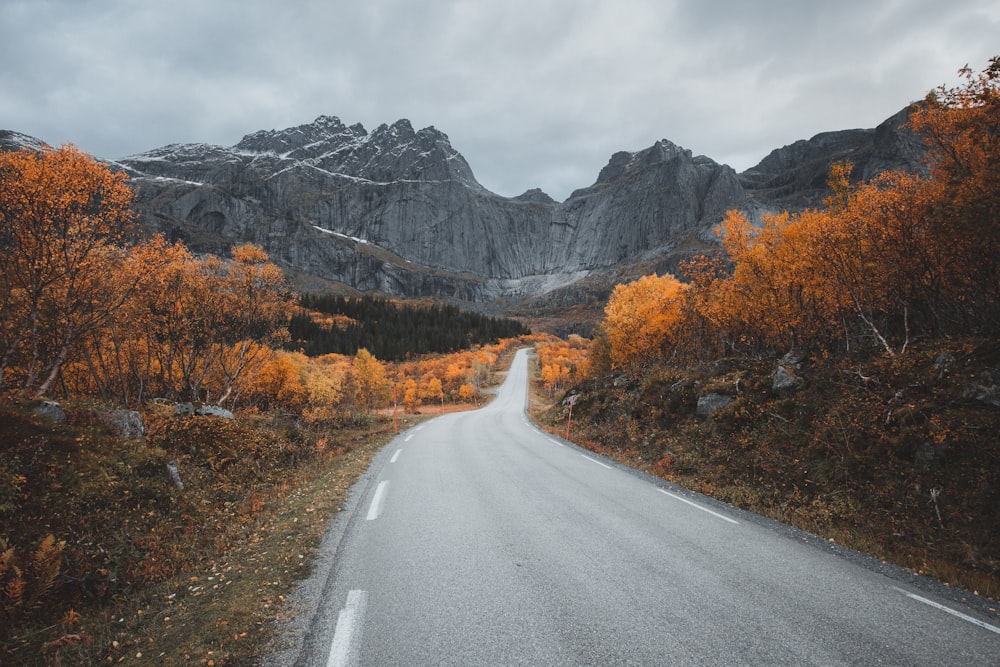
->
0;400;431;666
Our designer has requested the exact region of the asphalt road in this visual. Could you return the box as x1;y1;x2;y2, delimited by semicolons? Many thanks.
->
290;349;1000;666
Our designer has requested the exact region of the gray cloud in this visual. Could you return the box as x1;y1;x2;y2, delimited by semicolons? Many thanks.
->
2;0;997;201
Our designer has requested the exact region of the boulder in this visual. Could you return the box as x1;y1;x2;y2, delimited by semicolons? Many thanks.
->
102;409;146;441
166;460;184;490
772;365;804;396
696;393;734;418
964;369;1000;408
30;400;66;424
195;404;235;419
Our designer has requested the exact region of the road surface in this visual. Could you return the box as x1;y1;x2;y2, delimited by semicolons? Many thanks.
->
289;349;999;666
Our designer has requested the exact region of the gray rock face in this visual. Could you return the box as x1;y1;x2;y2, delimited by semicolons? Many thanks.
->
119;121;755;301
738;106;925;215
0;130;50;153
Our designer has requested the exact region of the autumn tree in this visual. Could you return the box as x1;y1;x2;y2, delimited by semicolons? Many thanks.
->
420;375;444;407
210;244;295;405
402;377;420;412
908;56;1000;330
59;239;295;405
602;273;688;370
0;145;136;396
241;350;308;411
352;348;388;413
302;355;349;423
458;383;476;403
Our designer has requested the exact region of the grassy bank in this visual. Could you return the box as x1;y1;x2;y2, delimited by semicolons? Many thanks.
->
0;400;421;665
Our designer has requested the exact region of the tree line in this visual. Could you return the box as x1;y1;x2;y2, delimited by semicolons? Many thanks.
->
287;293;531;360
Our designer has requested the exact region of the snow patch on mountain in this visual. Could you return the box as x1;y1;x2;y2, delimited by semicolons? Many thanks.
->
312;225;370;245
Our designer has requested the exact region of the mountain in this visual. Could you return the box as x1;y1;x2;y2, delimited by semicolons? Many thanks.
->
2;108;925;314
738;106;927;213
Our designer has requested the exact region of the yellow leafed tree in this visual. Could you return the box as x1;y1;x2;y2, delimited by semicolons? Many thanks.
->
603;274;688;370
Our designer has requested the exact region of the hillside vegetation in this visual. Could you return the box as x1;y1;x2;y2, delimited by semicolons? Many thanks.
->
535;58;1000;601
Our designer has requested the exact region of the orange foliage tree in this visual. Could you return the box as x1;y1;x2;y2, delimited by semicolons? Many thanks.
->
352;348;389;414
908;56;1000;330
58;238;294;406
0;145;136;396
536;334;590;395
603;274;688;370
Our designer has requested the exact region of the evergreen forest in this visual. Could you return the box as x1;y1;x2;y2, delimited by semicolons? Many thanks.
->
287;294;531;359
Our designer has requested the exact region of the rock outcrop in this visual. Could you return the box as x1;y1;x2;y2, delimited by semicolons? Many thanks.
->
738;106;925;214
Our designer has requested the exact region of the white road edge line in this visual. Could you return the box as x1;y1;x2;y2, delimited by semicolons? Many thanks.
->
326;589;368;667
366;481;389;521
658;488;739;525
581;454;612;469
894;587;1000;635
404;433;414;442
390;449;401;463
548;438;566;448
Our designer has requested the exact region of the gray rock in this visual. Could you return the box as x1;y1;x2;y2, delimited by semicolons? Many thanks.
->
965;369;1000;408
772;365;804;396
166;460;184;490
696;393;734;418
31;400;66;424
915;441;948;464
780;349;806;368
195;404;235;419
174;402;195;416
103;409;145;441
934;353;956;369
934;353;957;379
738;106;925;213
174;402;234;418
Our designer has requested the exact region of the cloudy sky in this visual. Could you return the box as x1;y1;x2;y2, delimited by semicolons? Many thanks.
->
2;0;997;201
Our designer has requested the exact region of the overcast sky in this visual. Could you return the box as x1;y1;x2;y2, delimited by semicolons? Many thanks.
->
2;0;997;201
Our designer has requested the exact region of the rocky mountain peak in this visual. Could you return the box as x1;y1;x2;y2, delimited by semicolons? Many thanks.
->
234;115;365;155
592;139;699;187
513;188;556;204
0;130;50;153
